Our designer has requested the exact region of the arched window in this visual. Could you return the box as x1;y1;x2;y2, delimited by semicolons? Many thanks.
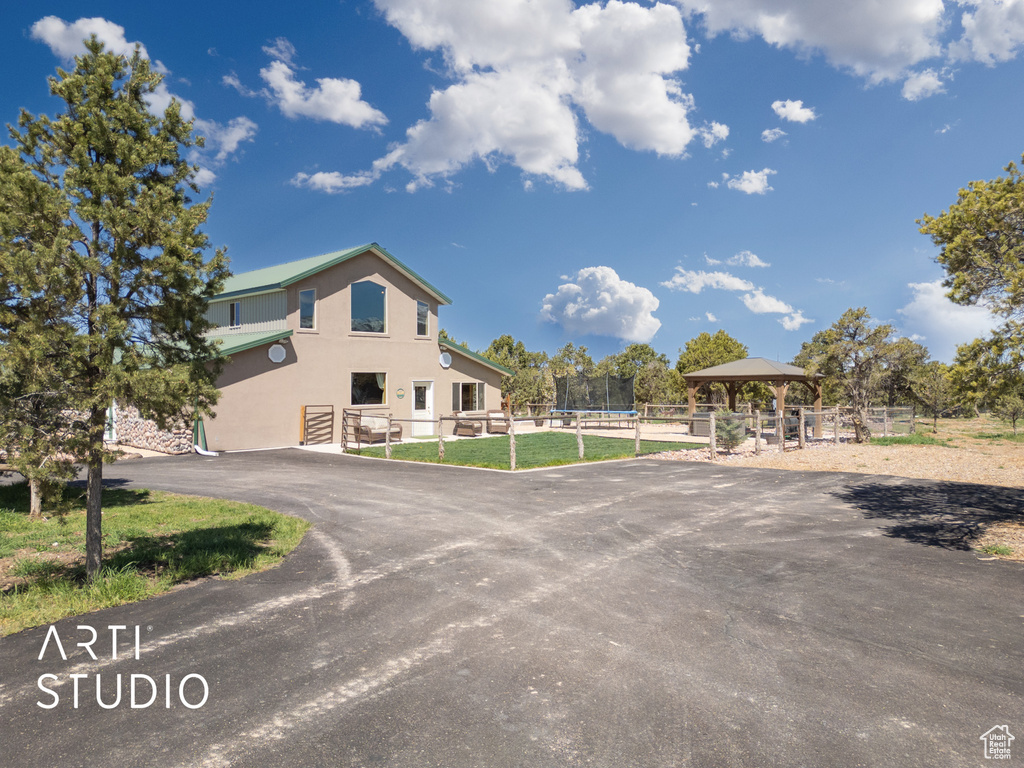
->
351;281;386;333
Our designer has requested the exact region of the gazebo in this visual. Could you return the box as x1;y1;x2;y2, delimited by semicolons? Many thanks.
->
681;357;824;436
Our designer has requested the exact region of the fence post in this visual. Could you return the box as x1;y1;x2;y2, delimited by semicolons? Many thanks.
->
576;413;584;460
883;406;890;436
509;415;516;471
438;418;445;461
798;408;806;450
834;408;840;444
385;415;393;459
754;410;761;455
634;415;641;455
709;410;717;461
340;411;347;454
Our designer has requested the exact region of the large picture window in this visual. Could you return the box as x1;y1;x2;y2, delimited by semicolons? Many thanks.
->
452;381;484;412
351;281;386;333
352;373;386;405
416;301;429;337
299;289;316;329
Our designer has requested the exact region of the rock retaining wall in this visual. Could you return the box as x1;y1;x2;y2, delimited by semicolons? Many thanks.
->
113;403;194;455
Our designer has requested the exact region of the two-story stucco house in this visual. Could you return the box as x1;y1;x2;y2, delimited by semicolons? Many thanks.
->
199;243;510;451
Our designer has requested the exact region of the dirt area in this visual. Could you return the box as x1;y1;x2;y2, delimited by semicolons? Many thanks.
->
649;416;1024;561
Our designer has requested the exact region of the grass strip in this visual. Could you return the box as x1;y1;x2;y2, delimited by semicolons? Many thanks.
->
0;483;310;636
356;431;702;470
870;433;952;447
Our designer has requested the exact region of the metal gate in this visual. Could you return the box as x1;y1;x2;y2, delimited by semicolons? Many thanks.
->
300;405;334;445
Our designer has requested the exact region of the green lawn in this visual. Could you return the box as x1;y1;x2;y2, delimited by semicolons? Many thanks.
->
0;483;309;636
356;431;702;469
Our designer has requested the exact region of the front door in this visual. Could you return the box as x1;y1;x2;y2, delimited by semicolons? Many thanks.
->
412;381;434;437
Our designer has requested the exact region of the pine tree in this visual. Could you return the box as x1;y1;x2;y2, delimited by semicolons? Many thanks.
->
0;38;229;577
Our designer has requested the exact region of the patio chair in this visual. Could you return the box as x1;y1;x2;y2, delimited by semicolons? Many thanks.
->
453;412;483;437
486;410;510;434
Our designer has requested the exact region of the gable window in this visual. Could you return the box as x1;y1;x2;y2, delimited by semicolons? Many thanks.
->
351;280;386;333
229;301;241;328
299;289;316;330
352;373;386;405
452;381;484;412
416;301;429;337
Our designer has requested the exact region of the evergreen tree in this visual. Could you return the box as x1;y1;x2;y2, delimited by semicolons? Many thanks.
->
0;39;229;577
793;308;894;442
483;334;550;408
911;362;955;433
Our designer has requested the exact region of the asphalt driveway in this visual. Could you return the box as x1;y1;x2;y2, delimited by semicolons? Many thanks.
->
2;450;1022;767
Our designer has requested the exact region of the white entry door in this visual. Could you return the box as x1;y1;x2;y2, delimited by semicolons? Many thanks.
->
412;381;434;436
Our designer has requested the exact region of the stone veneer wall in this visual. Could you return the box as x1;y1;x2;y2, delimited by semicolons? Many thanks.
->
113;403;194;455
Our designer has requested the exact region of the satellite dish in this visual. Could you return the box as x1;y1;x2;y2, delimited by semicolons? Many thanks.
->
439;351;452;369
268;344;287;364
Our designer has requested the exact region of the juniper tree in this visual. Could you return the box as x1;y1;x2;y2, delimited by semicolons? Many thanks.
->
0;39;229;577
794;308;894;442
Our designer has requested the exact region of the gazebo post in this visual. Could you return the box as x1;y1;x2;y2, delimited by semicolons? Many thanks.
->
812;381;823;438
775;380;788;446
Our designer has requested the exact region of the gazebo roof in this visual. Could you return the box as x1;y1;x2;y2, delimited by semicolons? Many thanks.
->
681;357;819;382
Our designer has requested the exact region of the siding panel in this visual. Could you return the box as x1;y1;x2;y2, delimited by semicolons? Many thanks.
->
206;291;287;335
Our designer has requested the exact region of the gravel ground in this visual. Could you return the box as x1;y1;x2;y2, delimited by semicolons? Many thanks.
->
648;420;1024;561
717;440;1024;488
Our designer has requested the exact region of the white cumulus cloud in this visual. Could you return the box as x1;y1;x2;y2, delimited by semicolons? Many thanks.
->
780;311;813;331
951;0;1024;64
312;0;715;192
771;99;817;123
728;250;770;268
259;57;387;129
699;121;730;148
541;266;661;343
725;168;777;195
291;170;378;193
762;127;787;142
901;69;945;100
673;0;946;83
897;280;999;362
663;265;809;330
661;269;756;293
741;288;793;314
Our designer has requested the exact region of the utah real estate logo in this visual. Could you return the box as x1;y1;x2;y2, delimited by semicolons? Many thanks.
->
980;725;1014;760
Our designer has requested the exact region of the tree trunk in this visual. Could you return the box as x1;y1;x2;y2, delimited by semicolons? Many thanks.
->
852;408;871;443
29;477;43;519
85;415;105;581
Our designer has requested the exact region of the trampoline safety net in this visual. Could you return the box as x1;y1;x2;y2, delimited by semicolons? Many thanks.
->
553;373;635;412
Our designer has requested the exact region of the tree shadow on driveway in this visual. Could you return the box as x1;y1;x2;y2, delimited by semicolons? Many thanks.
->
831;480;1024;550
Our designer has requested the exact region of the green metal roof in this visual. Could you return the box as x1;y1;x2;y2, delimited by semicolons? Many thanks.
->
440;340;515;376
216;243;452;305
208;329;294;357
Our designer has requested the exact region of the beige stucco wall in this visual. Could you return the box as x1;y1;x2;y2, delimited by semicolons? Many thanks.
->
204;251;504;450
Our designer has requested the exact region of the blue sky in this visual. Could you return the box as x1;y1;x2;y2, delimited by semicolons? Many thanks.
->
3;1;1020;364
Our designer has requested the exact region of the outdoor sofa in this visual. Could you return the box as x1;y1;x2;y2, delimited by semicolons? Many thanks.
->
357;414;402;443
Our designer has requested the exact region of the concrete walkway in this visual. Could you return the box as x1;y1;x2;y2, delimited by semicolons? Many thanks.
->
2;450;1021;767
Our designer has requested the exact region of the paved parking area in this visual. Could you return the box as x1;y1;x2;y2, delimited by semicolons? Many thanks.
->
2;450;1022;767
